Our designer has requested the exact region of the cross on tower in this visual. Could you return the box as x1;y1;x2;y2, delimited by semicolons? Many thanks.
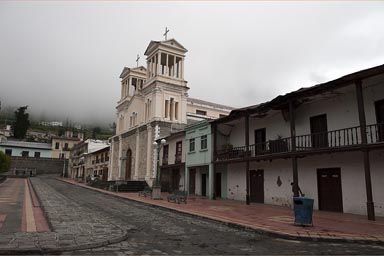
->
136;54;140;67
163;27;170;40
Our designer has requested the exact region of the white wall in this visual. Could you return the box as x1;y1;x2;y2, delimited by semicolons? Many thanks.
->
225;150;384;216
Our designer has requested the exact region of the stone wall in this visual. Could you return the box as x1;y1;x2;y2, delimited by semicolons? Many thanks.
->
9;157;68;176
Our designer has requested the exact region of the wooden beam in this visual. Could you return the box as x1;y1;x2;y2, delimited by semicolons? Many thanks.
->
355;80;375;221
245;115;250;205
289;100;299;197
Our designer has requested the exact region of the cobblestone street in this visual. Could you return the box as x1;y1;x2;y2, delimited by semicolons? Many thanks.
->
26;176;384;255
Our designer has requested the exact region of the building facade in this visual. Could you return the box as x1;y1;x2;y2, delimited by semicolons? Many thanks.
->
211;65;384;219
0;140;52;158
109;37;232;186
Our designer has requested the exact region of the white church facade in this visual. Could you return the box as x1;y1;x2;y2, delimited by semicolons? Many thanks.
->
108;38;232;186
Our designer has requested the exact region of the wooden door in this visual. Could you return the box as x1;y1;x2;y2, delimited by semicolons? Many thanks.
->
171;168;180;192
375;99;384;141
310;114;328;148
317;168;343;212
201;174;207;196
102;167;108;181
161;169;170;192
255;128;266;155
250;169;264;203
215;173;222;198
189;169;196;194
125;149;132;180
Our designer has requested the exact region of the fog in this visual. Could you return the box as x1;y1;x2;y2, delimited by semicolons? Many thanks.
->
0;1;383;125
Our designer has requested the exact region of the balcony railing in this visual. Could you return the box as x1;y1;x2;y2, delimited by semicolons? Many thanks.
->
215;123;384;161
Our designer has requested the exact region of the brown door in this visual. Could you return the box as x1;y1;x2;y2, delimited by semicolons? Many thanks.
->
255;128;266;155
215;173;222;198
171;168;180;192
310;114;328;148
317;168;343;212
125;149;132;180
201;174;207;196
189;169;196;194
102;167;108;181
375;99;384;141
250;169;264;203
160;169;170;192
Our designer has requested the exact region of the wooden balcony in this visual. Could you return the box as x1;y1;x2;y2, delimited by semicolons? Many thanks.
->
215;123;384;161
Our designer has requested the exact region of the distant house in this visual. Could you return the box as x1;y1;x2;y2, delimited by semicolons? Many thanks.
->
0;139;52;158
68;139;109;181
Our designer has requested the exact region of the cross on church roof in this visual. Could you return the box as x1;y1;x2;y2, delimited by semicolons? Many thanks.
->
163;27;170;40
136;54;140;67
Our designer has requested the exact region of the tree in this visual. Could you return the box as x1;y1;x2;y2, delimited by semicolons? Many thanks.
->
0;151;11;173
12;106;30;139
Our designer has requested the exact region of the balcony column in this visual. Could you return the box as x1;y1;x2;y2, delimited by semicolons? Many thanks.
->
355;80;375;221
245;114;250;205
212;123;217;200
289;100;299;197
185;167;190;195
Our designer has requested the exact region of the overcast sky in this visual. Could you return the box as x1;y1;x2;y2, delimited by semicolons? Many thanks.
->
1;1;384;125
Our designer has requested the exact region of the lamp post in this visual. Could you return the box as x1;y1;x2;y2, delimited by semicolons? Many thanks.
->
152;138;166;199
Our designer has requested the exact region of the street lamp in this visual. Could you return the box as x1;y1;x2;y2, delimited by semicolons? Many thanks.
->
152;138;166;199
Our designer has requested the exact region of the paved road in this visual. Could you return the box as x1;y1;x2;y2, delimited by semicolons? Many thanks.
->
36;176;384;255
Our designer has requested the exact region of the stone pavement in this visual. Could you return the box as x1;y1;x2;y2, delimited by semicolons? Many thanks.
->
60;178;384;245
0;177;128;255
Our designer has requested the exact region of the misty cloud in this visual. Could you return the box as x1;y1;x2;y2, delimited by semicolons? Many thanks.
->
0;1;384;125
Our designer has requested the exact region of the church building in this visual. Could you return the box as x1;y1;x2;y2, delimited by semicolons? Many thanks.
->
108;37;233;186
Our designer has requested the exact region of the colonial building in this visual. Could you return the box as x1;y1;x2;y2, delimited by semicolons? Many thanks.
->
0;140;52;158
210;64;384;219
158;131;186;192
69;139;109;181
86;146;110;181
51;131;83;159
109;37;233;187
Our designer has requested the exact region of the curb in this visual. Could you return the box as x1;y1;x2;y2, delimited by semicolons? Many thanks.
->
57;178;384;246
0;229;129;255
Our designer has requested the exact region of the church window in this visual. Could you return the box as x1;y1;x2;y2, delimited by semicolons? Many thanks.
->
170;98;174;121
165;100;169;118
174;102;179;120
55;142;60;149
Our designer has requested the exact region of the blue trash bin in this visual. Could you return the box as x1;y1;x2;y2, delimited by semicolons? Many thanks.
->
293;197;314;226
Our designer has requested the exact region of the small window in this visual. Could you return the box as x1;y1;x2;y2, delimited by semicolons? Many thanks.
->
196;110;207;116
64;143;68;149
189;138;195;152
201;135;207;150
34;152;41;158
55;142;60;149
59;153;65;159
5;149;12;156
22;151;29;158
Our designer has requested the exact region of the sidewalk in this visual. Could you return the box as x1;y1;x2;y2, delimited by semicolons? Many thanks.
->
0;178;49;234
60;178;384;244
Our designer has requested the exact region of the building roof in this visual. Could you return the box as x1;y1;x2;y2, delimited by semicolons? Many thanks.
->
144;38;187;56
0;140;52;150
221;64;384;121
51;136;81;141
90;145;110;155
187;97;235;111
